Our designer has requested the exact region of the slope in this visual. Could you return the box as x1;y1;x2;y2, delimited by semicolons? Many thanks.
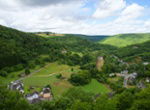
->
100;33;150;47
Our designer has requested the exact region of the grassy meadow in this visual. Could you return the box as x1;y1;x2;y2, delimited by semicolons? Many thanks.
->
79;79;110;94
100;33;150;47
22;62;79;97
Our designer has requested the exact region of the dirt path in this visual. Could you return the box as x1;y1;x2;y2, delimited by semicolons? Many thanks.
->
19;64;51;81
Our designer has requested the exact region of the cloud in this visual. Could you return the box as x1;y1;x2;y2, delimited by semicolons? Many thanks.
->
0;0;149;35
17;0;82;7
93;0;126;19
116;3;144;22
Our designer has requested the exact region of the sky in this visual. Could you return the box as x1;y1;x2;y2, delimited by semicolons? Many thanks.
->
0;0;150;35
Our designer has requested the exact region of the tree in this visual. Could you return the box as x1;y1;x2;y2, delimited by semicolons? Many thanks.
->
130;86;150;110
56;74;62;79
94;95;116;110
70;100;92;110
25;68;30;75
69;71;91;85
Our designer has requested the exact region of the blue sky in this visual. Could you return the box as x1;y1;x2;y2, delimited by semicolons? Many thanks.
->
0;0;149;35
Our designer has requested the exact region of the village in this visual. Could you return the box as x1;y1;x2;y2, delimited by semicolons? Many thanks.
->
7;56;150;104
8;80;53;103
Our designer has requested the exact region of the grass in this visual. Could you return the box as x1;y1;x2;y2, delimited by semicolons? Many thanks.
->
79;79;110;95
100;33;150;47
0;65;42;86
37;34;65;38
22;62;80;97
1;62;111;97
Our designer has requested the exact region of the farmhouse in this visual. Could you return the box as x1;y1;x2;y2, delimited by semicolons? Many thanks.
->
8;80;24;94
123;72;137;87
137;81;146;89
25;92;40;104
40;87;52;100
25;87;52;103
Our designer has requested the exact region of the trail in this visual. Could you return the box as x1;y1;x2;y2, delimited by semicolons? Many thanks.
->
19;64;51;81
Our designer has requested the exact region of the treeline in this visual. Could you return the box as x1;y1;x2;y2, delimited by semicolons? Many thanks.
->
1;86;150;110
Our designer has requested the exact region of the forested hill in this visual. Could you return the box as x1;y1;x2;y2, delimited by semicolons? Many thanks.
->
115;40;150;62
99;33;150;47
0;25;48;69
0;25;115;71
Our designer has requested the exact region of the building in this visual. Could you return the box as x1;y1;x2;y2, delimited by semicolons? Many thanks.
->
40;87;52;100
123;72;138;87
25;87;52;103
137;81;146;89
8;80;24;94
25;92;40;104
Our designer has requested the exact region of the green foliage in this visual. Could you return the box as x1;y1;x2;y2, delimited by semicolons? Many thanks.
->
0;87;34;110
69;71;91;86
115;41;150;62
56;74;62;79
0;70;8;77
130;86;150;110
25;68;30;75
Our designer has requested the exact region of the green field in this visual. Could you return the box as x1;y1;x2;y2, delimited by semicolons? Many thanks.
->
79;79;110;94
0;62;111;97
100;33;150;47
22;62;80;97
22;62;110;97
0;65;42;86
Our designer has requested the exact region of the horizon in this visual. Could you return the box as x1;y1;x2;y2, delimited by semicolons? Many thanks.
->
0;0;150;35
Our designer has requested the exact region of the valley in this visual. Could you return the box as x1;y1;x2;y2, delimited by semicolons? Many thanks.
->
0;25;150;110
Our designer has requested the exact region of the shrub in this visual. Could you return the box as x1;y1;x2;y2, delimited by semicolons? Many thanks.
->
0;71;8;77
56;74;62;79
25;68;30;75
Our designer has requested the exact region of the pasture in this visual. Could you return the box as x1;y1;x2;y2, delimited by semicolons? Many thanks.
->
79;79;110;94
23;62;79;97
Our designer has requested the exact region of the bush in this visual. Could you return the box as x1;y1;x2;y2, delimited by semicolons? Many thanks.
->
25;68;30;75
13;64;24;71
56;74;62;79
0;71;8;77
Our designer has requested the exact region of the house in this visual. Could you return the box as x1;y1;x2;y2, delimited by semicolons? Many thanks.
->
61;49;67;54
146;77;150;83
8;80;24;94
25;87;52;103
40;87;52;100
121;70;128;75
123;72;138;87
143;62;149;65
25;92;40;104
137;81;146;89
109;73;116;77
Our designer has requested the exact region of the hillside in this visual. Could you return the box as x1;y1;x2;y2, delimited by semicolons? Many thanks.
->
35;32;109;42
99;33;150;47
115;41;150;62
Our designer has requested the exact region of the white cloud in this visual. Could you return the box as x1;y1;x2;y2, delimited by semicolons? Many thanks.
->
115;3;144;22
0;0;149;35
93;0;126;19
